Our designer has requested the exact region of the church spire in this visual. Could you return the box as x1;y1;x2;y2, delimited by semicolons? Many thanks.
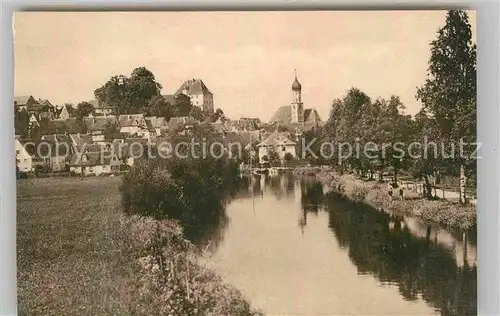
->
290;69;304;124
292;69;302;91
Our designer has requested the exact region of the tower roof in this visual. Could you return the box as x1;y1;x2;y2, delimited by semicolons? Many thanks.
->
292;71;302;91
175;79;213;96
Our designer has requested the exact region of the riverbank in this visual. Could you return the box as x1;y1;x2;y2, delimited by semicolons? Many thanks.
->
294;167;476;230
17;177;262;315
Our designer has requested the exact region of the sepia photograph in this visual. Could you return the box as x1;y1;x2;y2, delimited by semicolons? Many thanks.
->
14;10;476;315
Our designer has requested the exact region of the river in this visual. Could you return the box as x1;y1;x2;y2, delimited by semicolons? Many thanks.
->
204;173;477;316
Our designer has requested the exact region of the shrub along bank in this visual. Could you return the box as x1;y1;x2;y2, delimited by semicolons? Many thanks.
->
295;167;476;230
124;215;263;316
120;156;239;242
120;156;263;315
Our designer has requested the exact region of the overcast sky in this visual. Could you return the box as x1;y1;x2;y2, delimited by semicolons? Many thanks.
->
14;11;476;121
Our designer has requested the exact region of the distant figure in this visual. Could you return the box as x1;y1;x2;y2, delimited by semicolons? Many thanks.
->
337;183;345;194
399;187;404;200
388;185;394;201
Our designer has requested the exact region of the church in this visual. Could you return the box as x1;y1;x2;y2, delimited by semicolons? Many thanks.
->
269;72;322;127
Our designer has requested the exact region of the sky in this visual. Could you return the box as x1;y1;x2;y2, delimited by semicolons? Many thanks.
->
14;11;476;122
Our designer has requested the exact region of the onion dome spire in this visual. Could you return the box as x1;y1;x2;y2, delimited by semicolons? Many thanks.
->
292;69;302;91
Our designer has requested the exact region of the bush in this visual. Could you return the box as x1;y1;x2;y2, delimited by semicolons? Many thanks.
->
17;171;31;179
124;216;263;316
34;164;51;174
120;156;238;242
351;185;368;203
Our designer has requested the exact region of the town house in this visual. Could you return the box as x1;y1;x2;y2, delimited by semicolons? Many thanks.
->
256;130;296;164
118;114;147;136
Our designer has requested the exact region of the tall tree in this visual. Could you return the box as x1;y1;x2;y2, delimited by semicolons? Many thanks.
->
146;96;174;120
94;67;162;114
382;96;413;184
210;108;226;122
38;118;58;136
127;67;162;111
416;10;476;204
94;75;128;110
189;106;206;122
14;107;30;138
172;94;193;117
410;108;441;198
358;98;385;180
74;101;95;119
325;87;371;173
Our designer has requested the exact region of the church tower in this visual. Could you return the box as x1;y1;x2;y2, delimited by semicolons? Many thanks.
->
291;70;304;123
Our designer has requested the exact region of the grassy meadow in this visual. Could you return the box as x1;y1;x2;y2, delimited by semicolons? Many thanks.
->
17;176;135;315
17;176;262;316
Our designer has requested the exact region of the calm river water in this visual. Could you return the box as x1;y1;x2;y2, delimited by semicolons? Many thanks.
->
205;173;477;316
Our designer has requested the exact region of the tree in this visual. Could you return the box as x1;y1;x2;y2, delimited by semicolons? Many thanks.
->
94;66;162;114
146;96;174;120
172;94;193;117
300;127;326;166
284;152;294;166
416;10;476;204
268;148;281;167
75;101;95;119
261;155;269;165
14;107;30;138
189;106;206;122
69;118;88;134
127;67;162;111
94;75;128;111
325;88;372;173
38;118;58;136
408;108;453;199
103;121;124;141
325;87;415;183
210;108;226;122
15;157;20;177
381;96;413;184
242;144;257;165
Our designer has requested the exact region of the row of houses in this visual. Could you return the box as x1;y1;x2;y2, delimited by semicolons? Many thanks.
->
49;114;171;139
14;74;312;174
15;133;154;176
53;112;268;142
15;78;216;122
15;124;300;176
14;95;120;124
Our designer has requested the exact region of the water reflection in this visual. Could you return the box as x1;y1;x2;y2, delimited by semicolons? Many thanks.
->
300;178;324;213
298;178;325;233
205;175;476;315
326;192;477;315
265;173;295;199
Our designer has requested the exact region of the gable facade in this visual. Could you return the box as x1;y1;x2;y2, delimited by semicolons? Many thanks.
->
175;79;214;113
